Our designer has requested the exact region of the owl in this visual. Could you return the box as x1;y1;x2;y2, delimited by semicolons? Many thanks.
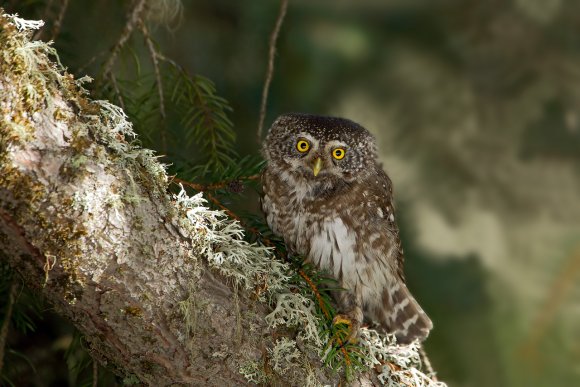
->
261;113;432;344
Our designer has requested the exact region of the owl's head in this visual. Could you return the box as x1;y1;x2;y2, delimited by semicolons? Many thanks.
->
263;113;378;183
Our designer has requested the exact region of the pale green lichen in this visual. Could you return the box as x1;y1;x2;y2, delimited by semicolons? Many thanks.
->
91;99;169;188
174;189;290;299
358;329;446;387
239;360;269;384
269;337;301;374
266;292;326;349
8;14;45;31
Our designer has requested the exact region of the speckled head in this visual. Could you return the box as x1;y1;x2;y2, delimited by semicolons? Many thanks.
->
263;113;378;182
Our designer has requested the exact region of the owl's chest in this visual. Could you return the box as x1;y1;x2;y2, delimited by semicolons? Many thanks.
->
262;174;359;279
262;180;329;247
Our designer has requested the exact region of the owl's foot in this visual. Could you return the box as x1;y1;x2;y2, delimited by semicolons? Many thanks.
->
332;314;361;344
332;314;352;326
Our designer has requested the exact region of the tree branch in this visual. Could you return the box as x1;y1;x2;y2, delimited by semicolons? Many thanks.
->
100;0;148;82
140;21;168;154
256;0;289;142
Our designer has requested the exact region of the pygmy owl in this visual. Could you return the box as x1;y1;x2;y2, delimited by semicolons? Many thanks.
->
261;113;432;344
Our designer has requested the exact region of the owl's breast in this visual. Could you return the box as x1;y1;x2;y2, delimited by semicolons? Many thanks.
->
262;168;389;290
262;168;336;252
307;216;358;283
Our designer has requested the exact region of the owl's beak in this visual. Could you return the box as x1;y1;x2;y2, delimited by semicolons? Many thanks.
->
312;157;323;176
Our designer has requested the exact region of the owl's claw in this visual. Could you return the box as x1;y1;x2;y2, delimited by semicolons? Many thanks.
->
332;314;360;344
332;314;352;327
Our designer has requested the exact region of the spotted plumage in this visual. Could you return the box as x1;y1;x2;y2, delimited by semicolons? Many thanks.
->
261;113;432;344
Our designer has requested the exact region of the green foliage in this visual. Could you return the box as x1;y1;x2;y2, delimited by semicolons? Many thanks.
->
168;67;237;173
93;39;239;178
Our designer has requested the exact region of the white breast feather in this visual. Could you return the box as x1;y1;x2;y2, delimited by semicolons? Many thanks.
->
310;218;356;280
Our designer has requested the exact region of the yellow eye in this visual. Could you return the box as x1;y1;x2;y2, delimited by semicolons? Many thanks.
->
332;148;346;160
296;140;310;153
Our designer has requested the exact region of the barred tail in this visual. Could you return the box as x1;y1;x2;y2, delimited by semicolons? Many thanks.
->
375;281;432;344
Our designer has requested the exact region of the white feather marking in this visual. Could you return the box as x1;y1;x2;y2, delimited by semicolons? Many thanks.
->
310;218;356;279
402;314;419;330
394;298;410;312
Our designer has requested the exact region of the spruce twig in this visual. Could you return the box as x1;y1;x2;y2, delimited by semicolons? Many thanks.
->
50;0;69;41
140;21;167;154
173;175;260;192
109;72;126;111
172;177;265;240
33;0;55;40
204;174;260;190
298;269;330;319
100;0;148;82
298;269;352;368
257;0;289;142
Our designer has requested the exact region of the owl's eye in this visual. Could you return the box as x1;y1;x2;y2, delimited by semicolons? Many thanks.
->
296;139;310;153
332;148;346;160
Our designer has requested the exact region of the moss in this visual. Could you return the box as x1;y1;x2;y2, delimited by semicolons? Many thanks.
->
123;306;143;317
0;14;90;302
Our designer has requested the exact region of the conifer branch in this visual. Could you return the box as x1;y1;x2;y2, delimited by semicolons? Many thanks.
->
257;0;289;142
50;0;69;41
297;268;353;368
173;175;260;192
101;0;148;81
33;0;55;40
108;72;126;111
140;21;167;154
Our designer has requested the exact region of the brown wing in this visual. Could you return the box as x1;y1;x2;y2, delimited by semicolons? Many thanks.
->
362;166;432;343
366;168;406;282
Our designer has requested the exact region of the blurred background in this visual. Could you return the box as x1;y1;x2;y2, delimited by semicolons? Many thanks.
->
1;0;580;386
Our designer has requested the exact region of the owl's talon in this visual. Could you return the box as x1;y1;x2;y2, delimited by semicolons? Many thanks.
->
332;314;360;344
332;314;352;327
